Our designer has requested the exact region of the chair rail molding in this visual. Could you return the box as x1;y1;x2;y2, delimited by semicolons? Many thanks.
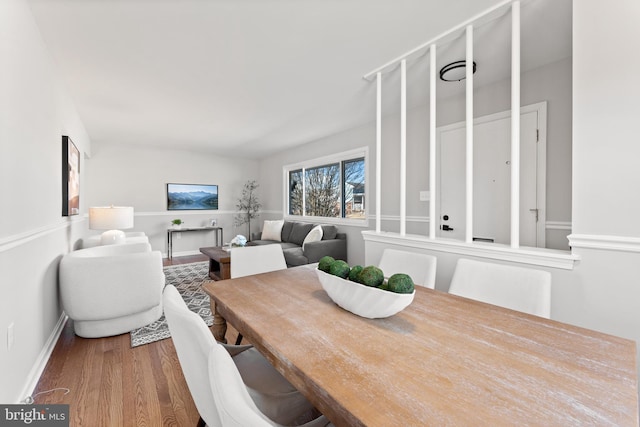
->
0;219;84;254
135;210;237;217
546;221;571;231
568;234;640;253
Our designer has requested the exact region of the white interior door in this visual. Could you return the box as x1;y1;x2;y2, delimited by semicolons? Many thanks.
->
437;107;541;246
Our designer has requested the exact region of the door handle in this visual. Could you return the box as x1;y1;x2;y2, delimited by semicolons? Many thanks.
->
441;224;454;231
529;208;539;221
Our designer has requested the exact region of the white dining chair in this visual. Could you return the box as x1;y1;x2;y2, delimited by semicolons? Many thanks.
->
378;248;437;289
448;258;551;318
231;244;287;278
163;285;319;427
208;343;332;427
231;244;287;344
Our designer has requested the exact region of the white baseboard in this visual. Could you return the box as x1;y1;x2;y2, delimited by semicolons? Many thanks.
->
17;313;68;404
166;249;204;258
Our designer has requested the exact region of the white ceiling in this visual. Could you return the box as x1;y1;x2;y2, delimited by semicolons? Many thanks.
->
27;0;570;159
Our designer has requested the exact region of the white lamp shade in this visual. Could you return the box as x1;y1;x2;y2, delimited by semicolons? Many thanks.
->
89;206;134;230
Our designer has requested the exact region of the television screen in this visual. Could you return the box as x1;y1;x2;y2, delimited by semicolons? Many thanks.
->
167;183;219;210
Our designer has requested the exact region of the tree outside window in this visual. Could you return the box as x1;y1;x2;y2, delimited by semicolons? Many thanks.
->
343;158;365;218
289;170;303;215
305;163;340;217
287;156;365;219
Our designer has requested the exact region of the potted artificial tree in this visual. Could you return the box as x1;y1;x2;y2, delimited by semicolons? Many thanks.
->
171;219;183;230
234;180;261;240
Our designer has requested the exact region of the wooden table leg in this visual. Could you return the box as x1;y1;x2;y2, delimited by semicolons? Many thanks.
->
211;300;227;344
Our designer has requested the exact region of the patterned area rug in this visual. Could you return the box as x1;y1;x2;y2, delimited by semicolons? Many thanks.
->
130;261;213;348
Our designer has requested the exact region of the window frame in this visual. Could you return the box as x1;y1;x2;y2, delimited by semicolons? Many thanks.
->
283;147;369;227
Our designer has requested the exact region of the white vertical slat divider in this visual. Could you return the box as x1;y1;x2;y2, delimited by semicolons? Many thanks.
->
400;59;407;236
376;72;382;233
465;25;474;244
363;1;519;244
429;45;437;239
511;1;521;248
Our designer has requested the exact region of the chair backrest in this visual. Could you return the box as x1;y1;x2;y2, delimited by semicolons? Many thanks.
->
230;245;287;279
208;343;277;427
81;233;149;248
378;249;437;289
163;285;222;427
69;242;152;258
448;258;551;318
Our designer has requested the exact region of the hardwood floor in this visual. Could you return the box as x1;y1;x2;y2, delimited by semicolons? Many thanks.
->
163;253;209;267
33;255;239;427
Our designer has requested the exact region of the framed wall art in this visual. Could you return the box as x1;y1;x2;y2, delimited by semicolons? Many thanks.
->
167;183;219;210
62;135;80;216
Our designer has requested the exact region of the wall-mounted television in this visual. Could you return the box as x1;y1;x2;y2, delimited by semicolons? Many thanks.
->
167;183;219;210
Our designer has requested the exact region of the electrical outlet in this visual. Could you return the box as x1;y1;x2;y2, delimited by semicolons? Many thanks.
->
419;191;430;201
7;322;14;351
177;232;182;239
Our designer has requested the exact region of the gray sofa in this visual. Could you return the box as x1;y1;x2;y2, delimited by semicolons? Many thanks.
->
250;221;347;267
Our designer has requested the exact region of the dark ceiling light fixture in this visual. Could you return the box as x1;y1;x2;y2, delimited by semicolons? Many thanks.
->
439;60;477;82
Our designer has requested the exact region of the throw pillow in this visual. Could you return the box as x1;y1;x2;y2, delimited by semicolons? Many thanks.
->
302;225;323;250
261;220;284;242
281;221;294;242
321;225;338;240
288;223;314;246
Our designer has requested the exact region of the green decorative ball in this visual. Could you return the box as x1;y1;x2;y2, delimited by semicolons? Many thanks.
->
348;265;364;282
358;266;384;287
387;273;415;294
329;260;351;279
318;256;335;273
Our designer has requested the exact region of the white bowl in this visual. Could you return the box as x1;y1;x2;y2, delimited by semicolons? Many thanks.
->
316;269;415;319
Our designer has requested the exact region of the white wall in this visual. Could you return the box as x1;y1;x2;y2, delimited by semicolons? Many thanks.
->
568;0;640;367
572;0;640;237
0;0;90;403
86;143;259;255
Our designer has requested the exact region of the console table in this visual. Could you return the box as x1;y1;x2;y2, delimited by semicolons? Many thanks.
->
166;226;223;259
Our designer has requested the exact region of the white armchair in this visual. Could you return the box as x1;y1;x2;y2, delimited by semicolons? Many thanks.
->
59;242;165;338
80;231;149;249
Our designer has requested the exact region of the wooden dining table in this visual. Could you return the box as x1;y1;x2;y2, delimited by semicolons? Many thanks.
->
202;264;639;426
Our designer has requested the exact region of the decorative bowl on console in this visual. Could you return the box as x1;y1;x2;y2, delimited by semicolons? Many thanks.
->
316;269;415;319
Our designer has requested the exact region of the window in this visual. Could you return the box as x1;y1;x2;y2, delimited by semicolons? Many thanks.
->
343;158;365;218
288;170;303;215
285;149;367;222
